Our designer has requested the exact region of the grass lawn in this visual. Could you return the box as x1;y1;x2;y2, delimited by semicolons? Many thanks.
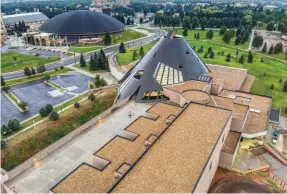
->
109;29;146;44
1;89;117;171
188;40;287;117
116;40;158;66
3;67;73;87
73;63;109;73
255;51;286;61
68;46;104;53
1;52;59;73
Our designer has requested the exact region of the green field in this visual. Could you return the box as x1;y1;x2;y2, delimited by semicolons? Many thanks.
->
116;40;158;66
1;52;59;73
68;46;104;53
110;29;146;44
3;67;73;87
136;27;154;33
188;40;287;116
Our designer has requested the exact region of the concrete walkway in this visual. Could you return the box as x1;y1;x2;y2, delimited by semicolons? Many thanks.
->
6;101;151;193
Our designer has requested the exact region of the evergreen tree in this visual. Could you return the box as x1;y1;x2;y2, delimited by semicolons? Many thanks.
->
235;37;241;45
262;42;267;52
45;104;53;114
99;49;108;69
1;75;5;86
37;64;45;74
31;67;36;75
1;124;10;136
270;84;274;90
274;42;283;54
39;107;48;117
247;51;253;63
139;46;144;58
205;29;213;40
24;67;31;77
260;57;264;62
208;47;212;54
219;26;227;36
222;31;232;44
283;78;287;93
89;55;97;71
236;50;239;56
127;18;131;25
104;32;112;45
226;54;231;62
49;111;59;121
209;51;214;58
239;54;245;64
204;53;208;58
80;53;86;67
183;28;188;37
132;50;137;60
88;93;96;101
252;35;264;48
196;32;200;39
268;45;274;54
119;42;126;53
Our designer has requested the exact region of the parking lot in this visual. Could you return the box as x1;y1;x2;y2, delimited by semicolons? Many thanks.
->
1;72;94;125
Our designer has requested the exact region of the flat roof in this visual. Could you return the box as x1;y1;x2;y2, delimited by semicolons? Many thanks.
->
205;64;247;90
3;12;48;25
239;74;255;92
220;90;272;134
51;102;182;193
112;103;232;193
221;131;241;154
163;80;209;94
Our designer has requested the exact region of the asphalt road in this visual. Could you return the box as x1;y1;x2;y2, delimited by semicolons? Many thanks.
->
3;29;165;80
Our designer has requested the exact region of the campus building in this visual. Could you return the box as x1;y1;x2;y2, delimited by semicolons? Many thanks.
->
0;14;7;45
46;32;273;193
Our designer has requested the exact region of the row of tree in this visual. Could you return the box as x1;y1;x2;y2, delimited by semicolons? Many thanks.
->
80;49;109;71
23;64;46;77
13;20;27;33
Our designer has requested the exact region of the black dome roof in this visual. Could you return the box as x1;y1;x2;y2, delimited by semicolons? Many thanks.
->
39;10;125;35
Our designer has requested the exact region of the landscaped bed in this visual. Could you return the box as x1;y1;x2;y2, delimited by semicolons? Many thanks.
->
1;52;59;73
1;89;117;171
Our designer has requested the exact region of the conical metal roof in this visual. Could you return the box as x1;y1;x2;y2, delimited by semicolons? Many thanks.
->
116;31;211;103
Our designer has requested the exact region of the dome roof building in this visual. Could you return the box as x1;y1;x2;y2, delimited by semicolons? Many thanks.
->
38;10;125;36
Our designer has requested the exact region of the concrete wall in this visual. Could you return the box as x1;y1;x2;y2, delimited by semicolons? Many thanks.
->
109;52;126;81
193;113;232;193
219;135;240;169
162;88;181;105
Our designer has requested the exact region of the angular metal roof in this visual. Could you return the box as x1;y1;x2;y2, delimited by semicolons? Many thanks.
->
116;31;211;103
2;12;49;25
38;10;125;35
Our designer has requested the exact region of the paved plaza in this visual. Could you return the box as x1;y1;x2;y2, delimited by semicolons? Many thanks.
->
1;72;95;125
6;102;151;193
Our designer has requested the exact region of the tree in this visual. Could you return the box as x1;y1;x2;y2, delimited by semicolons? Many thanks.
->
239;54;245;64
24;67;31;77
274;42;283;54
39;107;48;117
31;67;36;75
80;53;86;67
199;17;207;30
183;28;188;37
88;92;96;101
89;55;97;71
18;101;28;110
1;124;10;136
204;53;208;58
286;50;287;60
283;78;287;93
266;22;274;31
104;32;112;45
1;75;5;86
226;54;231;62
119;42;126;53
208;47;212;54
8;119;20;131
205;29;213;40
37;64;46;74
195;32;200;40
247;51;253;63
94;75;107;87
229;29;236;38
209;51;214;59
252;36;264;48
260;57;264;62
139;17;143;24
268;45;274;54
49;111;59;121
127;18;131;25
88;81;95;89
263;72;267;77
270;84;274;90
45;104;53;114
285;106;287;115
236;50;239;56
2;86;10;92
222;31;232;44
132;50;137;60
219;26;227;36
139;46;144;58
235;37;241;45
74;102;80;108
262;42;267;52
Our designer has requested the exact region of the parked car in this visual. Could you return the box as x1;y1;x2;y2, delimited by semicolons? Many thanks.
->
272;136;278;144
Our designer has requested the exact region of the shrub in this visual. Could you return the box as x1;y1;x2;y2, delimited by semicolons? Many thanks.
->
263;72;267;76
88;82;95;89
55;68;58;71
18;100;28;110
2;86;10;92
204;53;208;58
44;75;50;80
74;102;80;108
270;84;274;90
45;104;53;114
1;124;10;136
60;66;64;69
279;78;282;83
88;93;96;101
1;140;7;149
7;119;20;131
39;107;48;117
49;111;59;121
